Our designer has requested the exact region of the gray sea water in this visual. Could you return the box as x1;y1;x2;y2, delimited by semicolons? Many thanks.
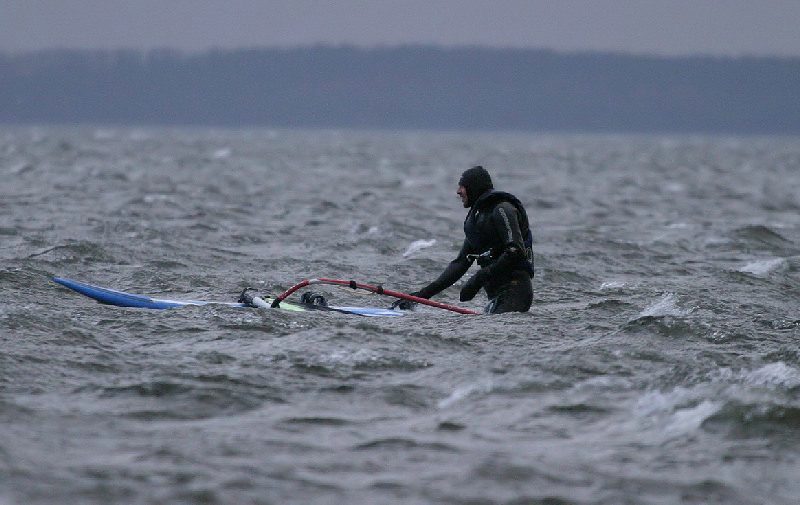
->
2;127;800;505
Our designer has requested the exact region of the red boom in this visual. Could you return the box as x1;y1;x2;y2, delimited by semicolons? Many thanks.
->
271;278;480;315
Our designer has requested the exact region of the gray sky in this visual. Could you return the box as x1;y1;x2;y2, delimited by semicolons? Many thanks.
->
3;0;800;57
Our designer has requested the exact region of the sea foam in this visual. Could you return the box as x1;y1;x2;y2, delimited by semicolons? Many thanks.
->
738;258;788;276
637;293;693;318
403;239;437;257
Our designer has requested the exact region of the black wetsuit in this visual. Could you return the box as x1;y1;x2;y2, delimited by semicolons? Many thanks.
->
416;190;533;314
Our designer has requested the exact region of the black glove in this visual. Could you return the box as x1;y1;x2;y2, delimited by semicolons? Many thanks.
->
460;270;488;301
390;291;422;310
237;287;256;306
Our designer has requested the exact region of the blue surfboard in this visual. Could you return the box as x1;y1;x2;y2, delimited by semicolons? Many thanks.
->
52;277;401;317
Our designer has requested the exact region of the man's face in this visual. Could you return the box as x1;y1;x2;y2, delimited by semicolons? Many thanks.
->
457;185;469;208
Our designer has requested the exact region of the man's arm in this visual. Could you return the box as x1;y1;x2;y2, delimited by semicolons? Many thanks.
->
416;240;474;299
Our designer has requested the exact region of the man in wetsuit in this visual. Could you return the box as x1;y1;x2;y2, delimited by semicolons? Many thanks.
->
396;166;534;314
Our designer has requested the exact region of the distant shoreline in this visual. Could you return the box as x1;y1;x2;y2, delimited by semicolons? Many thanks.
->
2;46;798;134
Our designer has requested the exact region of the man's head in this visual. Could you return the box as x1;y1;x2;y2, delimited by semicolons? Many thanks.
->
457;165;493;208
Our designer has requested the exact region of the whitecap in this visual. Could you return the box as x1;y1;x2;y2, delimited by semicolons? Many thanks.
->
630;387;722;440
634;388;685;417
637;293;692;318
437;379;493;409
402;239;436;258
599;280;625;290
663;400;722;437
742;362;800;388
143;194;171;203
738;258;787;276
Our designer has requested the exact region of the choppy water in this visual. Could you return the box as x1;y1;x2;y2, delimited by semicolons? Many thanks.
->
2;127;800;504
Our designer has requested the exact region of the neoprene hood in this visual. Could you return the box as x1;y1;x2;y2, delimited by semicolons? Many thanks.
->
459;165;493;207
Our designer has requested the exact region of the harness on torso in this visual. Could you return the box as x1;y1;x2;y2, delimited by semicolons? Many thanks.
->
464;190;534;276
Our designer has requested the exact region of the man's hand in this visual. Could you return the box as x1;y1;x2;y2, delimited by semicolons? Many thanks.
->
390;299;415;310
460;270;487;301
390;291;422;310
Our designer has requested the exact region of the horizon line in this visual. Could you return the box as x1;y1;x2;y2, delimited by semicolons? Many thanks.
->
2;43;799;61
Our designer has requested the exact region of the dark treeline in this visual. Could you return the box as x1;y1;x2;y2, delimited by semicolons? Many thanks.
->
1;46;799;133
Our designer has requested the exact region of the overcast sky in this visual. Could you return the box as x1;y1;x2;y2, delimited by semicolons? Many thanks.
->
3;0;800;57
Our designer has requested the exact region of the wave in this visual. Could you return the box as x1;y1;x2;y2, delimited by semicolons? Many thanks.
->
734;224;790;242
0;225;19;236
587;298;634;311
625;292;696;334
738;257;789;276
437;379;494;409
289;348;432;377
618;386;726;444
733;225;795;253
91;374;285;420
599;280;627;290
402;239;436;258
26;240;120;265
278;416;351;427
705;403;800;437
621;362;800;443
728;362;800;389
354;437;458;452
